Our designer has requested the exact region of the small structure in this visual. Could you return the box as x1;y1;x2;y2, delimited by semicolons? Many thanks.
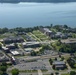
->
25;48;33;53
16;32;26;35
53;61;66;70
2;46;9;53
10;51;20;56
25;34;36;41
6;43;16;49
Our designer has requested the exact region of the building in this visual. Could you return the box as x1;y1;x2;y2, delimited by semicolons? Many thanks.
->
61;39;76;44
22;42;41;48
24;48;33;54
39;27;55;37
51;32;68;39
3;36;24;44
16;32;26;35
25;35;36;41
2;46;9;53
6;43;16;49
43;28;55;37
10;51;20;56
53;61;66;70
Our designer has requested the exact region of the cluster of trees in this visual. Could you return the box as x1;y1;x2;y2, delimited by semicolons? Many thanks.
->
59;44;76;53
0;25;76;34
52;40;76;53
53;25;76;33
49;58;53;65
67;57;76;68
0;62;8;75
11;68;19;75
0;28;8;34
40;45;51;53
0;26;39;34
30;45;52;56
30;51;37;56
0;62;19;75
70;71;76;75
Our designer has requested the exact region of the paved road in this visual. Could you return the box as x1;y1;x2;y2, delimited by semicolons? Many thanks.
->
23;53;70;61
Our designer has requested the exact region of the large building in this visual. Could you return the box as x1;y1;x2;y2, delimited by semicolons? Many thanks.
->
53;61;66;70
39;27;54;37
22;42;41;48
3;36;24;44
61;39;76;44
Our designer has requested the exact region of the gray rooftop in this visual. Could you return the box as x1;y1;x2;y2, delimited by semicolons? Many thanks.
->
53;61;65;65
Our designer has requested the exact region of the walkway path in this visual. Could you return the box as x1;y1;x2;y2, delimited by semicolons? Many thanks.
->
38;69;43;75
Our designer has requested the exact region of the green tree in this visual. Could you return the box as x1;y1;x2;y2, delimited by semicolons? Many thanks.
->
49;58;53;65
31;51;37;56
2;62;7;66
63;25;68;29
61;57;64;61
0;66;7;73
51;73;54;75
0;71;3;75
11;68;19;75
70;71;76;75
0;44;2;49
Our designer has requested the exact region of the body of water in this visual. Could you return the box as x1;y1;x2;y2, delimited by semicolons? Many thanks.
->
0;2;76;28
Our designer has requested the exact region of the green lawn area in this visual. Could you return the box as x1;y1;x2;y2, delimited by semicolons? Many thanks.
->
0;35;6;39
52;42;60;51
61;73;69;75
27;32;37;39
32;30;50;41
50;28;57;33
72;33;76;38
21;35;26;40
33;30;42;34
0;32;16;39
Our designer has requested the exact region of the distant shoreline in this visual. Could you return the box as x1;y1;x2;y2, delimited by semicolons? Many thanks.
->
0;0;76;3
0;25;76;29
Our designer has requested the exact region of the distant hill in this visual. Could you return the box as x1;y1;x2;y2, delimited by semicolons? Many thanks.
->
0;0;76;3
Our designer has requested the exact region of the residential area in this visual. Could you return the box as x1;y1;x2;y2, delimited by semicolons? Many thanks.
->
0;25;76;75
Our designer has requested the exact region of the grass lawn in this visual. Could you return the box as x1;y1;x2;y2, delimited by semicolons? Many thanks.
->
33;30;42;34
72;33;76;38
32;30;50;41
61;73;69;75
27;32;37;40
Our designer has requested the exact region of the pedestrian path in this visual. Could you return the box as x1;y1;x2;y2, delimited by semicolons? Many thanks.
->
38;69;43;75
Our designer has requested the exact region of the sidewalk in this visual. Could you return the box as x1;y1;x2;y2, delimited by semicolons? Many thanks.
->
38;69;43;75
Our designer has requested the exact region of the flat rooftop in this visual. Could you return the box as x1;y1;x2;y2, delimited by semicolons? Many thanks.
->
61;38;76;44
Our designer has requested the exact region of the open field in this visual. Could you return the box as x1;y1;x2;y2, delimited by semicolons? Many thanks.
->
32;30;50;41
61;73;69;75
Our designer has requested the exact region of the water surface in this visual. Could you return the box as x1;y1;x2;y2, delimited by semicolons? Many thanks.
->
0;2;76;28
